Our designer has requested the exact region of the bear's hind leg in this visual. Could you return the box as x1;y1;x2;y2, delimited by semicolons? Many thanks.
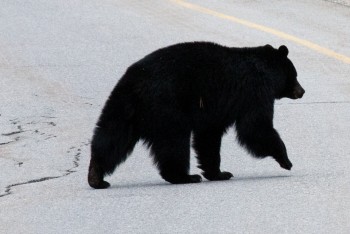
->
151;133;202;184
193;129;233;181
88;124;139;189
88;156;111;189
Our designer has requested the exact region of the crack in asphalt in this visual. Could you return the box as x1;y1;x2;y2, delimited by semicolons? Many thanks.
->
0;176;62;198
0;163;78;198
0;135;21;146
0;142;87;198
1;130;26;136
0;141;15;146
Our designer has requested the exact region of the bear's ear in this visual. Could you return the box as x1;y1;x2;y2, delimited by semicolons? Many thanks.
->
278;45;289;57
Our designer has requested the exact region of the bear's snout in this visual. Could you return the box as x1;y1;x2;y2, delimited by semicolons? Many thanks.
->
293;82;305;99
294;87;305;99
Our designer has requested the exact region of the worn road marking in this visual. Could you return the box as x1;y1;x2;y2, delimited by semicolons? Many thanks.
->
170;0;350;64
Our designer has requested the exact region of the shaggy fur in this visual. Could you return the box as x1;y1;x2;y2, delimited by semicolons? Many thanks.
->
88;42;305;189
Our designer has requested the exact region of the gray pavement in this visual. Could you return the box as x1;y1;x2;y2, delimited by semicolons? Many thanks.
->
1;0;349;233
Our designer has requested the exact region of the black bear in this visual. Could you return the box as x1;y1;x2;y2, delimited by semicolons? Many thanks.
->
88;42;305;189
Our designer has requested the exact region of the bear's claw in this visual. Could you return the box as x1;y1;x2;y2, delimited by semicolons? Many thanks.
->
89;180;111;189
278;158;293;170
163;174;202;184
189;174;202;183
203;171;233;181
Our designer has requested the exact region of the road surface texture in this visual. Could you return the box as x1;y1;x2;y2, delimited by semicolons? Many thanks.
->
1;0;349;233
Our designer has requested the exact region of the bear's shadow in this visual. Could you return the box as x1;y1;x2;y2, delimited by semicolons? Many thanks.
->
109;174;292;190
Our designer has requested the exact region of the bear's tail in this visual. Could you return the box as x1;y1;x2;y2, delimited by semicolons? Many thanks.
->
88;95;138;189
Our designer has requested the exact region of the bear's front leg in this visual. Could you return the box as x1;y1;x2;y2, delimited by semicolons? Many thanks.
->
193;129;233;181
236;112;293;171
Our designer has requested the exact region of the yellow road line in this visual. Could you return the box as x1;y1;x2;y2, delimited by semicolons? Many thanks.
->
170;0;350;64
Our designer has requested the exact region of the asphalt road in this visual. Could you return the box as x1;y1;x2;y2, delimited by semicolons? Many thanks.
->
1;0;350;233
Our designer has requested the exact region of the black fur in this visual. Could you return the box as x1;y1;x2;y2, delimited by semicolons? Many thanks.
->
88;42;305;189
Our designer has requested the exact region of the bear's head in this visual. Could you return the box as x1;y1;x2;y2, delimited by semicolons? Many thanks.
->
273;45;305;100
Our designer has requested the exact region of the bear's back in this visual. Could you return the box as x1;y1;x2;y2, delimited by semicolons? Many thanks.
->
136;42;232;76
